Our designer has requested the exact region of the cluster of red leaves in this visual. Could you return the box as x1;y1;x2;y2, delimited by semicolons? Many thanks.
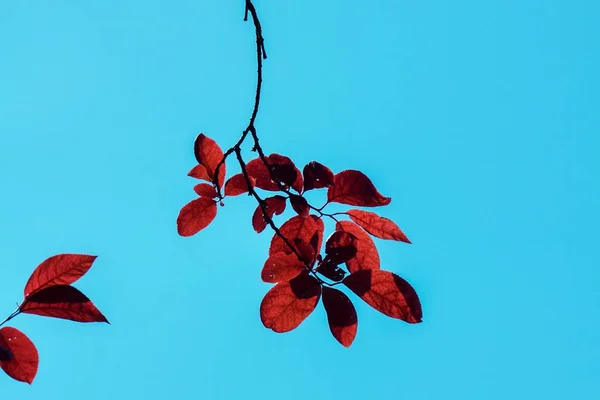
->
178;134;422;347
0;254;108;384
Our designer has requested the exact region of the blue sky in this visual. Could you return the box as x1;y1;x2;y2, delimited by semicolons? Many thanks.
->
1;0;599;398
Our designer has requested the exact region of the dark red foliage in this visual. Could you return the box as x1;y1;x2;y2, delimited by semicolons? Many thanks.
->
21;285;108;323
0;327;39;384
336;221;380;273
289;194;309;216
327;170;391;207
269;215;319;256
261;252;304;283
302;161;334;192
177;197;218;236
322;287;357;347
347;209;410;243
24;254;97;298
343;270;422;323
188;164;211;181
225;174;255;196
246;154;303;193
194;133;226;189
260;272;321;333
252;195;287;233
324;231;358;265
194;183;218;198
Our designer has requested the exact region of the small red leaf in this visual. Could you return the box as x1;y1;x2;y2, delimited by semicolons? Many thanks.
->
322;287;357;347
246;154;303;193
177;197;218;236
260;272;321;333
289;194;309;216
327;170;391;207
336;221;380;273
188;164;211;181
20;285;108;323
269;215;319;255
343;269;422;323
24;254;97;298
261;252;305;283
0;327;39;384
225;174;255;196
303;161;335;192
193;133;226;188
347;209;410;243
252;195;287;233
193;183;218;198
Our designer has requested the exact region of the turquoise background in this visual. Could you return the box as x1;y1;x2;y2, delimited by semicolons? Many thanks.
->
1;1;598;399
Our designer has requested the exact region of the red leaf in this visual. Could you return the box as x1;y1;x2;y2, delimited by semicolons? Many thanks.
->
0;327;39;384
343;270;422;323
24;254;97;298
322;287;358;347
188;164;211;181
269;215;319;256
347;209;410;243
177;197;218;236
20;285;108;323
324;231;358;264
193;183;218;198
327;170;391;207
260;272;321;333
289;194;309;216
246;154;303;193
252;195;287;233
303;161;334;191
225;174;255;196
336;221;380;273
261;252;305;283
193;133;226;188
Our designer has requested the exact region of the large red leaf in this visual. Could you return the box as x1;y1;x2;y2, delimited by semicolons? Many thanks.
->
303;161;334;192
336;221;380;272
347;209;410;243
24;254;97;298
20;285;108;323
193;133;225;188
177;197;218;236
193;183;218;198
343;270;422;323
225;174;255;196
269;215;319;256
0;327;39;384
289;194;309;216
322;287;358;347
327;170;391;207
260;272;321;333
252;195;287;233
246;154;303;193
261;252;305;283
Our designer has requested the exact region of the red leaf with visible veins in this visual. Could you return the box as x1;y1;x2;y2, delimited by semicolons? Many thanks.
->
20;285;108;323
177;197;218;236
193;133;226;188
322;287;358;347
252;195;287;233
261;252;305;283
347;209;410;243
225;174;255;196
343;269;422;323
327;170;391;207
24;254;97;298
246;155;303;193
193;183;218;198
260;272;321;333
336;221;380;272
188;164;211;181
289;194;309;216
0;327;39;384
303;161;335;192
269;215;319;255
